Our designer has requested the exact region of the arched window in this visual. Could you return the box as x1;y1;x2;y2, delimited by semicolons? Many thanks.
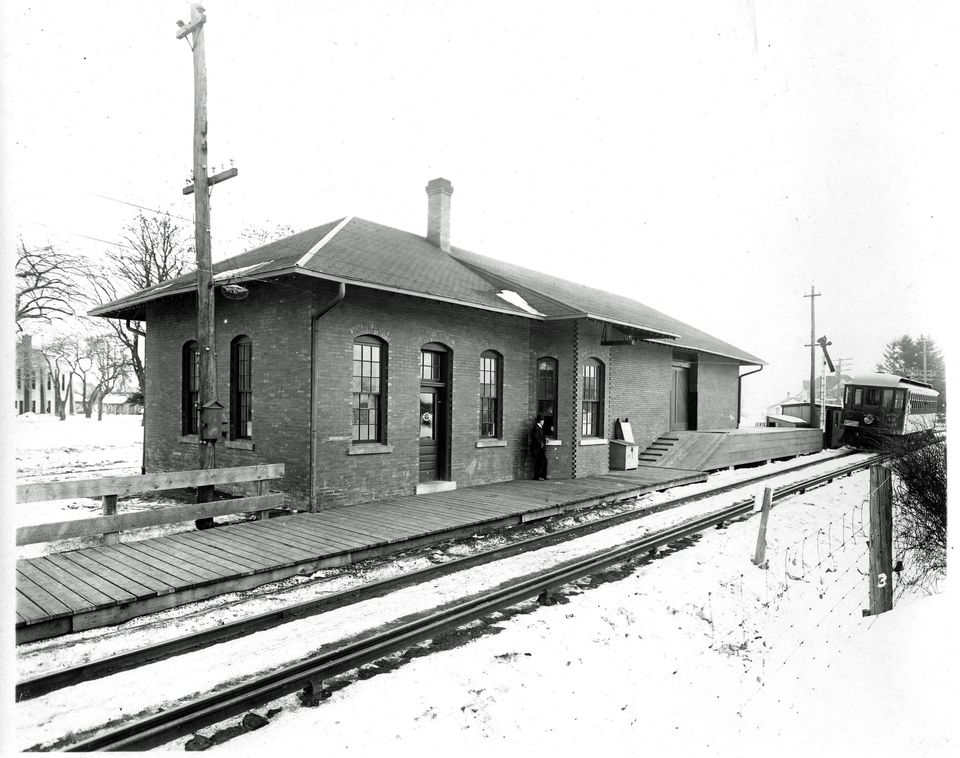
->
182;341;200;435
536;357;558;438
47;373;52;391
231;335;253;439
581;358;605;438
479;350;503;438
16;368;21;390
353;335;386;442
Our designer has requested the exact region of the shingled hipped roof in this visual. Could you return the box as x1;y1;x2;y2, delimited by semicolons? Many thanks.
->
90;216;764;365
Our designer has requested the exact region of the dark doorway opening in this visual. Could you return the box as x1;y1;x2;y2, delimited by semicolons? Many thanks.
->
419;345;450;482
670;358;698;431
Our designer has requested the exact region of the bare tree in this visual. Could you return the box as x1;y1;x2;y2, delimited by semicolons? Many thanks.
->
85;212;191;396
86;333;132;420
15;239;82;331
41;351;71;420
41;333;87;420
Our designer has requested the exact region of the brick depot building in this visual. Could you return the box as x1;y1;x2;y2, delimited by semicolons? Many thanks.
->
93;179;764;509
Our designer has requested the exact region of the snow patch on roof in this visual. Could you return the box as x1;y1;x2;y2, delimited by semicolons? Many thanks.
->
213;261;274;282
496;289;543;316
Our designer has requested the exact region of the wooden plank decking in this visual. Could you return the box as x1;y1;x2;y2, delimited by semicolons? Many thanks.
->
15;464;705;644
638;428;824;471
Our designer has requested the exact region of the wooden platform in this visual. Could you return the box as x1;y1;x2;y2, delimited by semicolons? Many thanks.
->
15;465;705;644
639;428;824;471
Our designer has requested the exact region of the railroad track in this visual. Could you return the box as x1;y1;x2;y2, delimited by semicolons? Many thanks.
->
22;453;878;751
18;450;867;703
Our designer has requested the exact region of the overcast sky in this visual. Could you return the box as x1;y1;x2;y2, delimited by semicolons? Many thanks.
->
2;0;954;416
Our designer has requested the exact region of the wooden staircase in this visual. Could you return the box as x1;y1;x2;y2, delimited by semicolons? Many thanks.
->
638;432;726;471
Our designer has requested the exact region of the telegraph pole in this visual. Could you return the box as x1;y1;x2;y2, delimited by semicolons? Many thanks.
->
919;335;928;381
803;286;821;427
177;3;236;521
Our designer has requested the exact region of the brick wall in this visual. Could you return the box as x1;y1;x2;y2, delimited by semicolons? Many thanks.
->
572;320;612;477
311;284;536;508
145;279;316;503
142;275;747;509
609;341;673;452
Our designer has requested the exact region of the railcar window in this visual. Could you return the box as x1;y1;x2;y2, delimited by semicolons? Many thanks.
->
854;389;863;406
864;388;881;405
894;391;905;410
882;389;893;409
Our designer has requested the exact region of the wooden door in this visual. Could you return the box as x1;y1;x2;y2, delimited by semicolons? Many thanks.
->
670;366;690;431
419;387;447;482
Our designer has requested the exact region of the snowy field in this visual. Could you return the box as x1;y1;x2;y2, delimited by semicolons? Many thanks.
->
14;412;144;482
8;414;956;754
12;414;200;559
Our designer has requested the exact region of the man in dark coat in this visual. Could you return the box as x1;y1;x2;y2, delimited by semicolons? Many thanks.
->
532;416;548;480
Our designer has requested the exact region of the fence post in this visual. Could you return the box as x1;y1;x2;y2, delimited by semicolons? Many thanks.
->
102;494;120;546
752;487;774;566
867;464;893;616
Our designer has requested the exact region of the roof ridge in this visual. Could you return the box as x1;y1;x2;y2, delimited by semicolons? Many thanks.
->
295;216;353;268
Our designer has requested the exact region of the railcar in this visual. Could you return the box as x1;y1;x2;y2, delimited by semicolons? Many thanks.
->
841;373;939;447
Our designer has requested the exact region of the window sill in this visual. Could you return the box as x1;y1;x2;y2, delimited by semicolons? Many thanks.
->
476;439;507;448
546;439;563;447
179;435;199;445
347;443;394;456
225;439;255;451
579;438;608;447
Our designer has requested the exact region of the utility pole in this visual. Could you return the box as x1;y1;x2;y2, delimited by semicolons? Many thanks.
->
803;285;821;427
177;3;237;523
919;335;928;381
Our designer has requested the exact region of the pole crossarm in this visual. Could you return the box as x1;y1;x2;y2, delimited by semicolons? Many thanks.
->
175;14;206;40
183;167;238;195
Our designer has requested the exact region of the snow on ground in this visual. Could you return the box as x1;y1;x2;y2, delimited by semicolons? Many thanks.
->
16;458;954;753
13;414;203;559
14;413;144;483
15;450;861;679
10;417;954;753
210;476;955;757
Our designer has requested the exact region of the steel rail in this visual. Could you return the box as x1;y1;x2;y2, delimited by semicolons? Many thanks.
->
62;454;878;751
18;450;865;701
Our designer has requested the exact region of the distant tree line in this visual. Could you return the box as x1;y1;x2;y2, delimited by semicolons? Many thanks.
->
876;334;945;414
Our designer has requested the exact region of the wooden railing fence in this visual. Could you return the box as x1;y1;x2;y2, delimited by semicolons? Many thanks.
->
16;464;284;547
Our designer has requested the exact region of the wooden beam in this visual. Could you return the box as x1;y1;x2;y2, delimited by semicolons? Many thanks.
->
102;494;119;546
175;15;205;40
752;487;773;566
16;463;284;504
182;166;238;195
17;494;284;546
867;464;893;616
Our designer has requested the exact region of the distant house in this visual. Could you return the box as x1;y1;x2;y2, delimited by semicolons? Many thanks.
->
92;178;765;509
14;335;68;415
765;392;807;418
101;392;143;415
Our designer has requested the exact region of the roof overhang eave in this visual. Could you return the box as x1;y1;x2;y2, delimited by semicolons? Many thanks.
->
646;337;767;366
88;265;545;322
543;312;680;341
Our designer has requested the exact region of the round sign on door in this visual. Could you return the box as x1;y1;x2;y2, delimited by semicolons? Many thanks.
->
419;393;435;439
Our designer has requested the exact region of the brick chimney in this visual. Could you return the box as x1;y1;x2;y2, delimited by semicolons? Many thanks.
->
425;177;453;252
